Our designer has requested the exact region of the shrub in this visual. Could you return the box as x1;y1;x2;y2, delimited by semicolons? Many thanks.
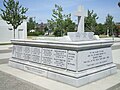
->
28;31;45;36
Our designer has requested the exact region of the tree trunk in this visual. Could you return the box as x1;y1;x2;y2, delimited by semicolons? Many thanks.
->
13;29;15;39
107;29;109;37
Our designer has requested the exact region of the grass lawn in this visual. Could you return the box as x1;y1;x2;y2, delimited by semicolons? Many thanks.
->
27;35;55;40
99;35;108;38
0;43;12;45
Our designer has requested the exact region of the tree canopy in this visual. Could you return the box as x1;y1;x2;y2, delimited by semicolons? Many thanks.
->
0;0;28;38
27;17;36;32
48;4;75;36
104;14;115;36
85;10;98;32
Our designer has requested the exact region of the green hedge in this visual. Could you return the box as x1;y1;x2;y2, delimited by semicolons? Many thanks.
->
28;31;45;36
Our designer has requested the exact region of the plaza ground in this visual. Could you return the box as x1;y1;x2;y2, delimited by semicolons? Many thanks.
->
0;39;120;90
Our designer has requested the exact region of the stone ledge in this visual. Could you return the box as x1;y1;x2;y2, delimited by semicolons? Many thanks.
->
8;61;117;87
0;64;120;90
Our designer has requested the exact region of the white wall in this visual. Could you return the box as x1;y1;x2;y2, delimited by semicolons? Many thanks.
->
0;17;27;43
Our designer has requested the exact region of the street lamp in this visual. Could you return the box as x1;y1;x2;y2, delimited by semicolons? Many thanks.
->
118;2;120;7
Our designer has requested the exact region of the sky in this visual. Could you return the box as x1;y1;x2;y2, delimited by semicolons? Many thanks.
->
0;0;120;24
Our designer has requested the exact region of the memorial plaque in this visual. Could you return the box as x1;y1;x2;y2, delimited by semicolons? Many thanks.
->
21;46;31;61
30;47;42;63
23;54;31;61
78;47;112;71
30;55;41;63
24;65;47;77
16;45;23;53
67;51;77;71
42;48;54;65
53;49;67;68
23;46;31;54
15;52;23;59
31;47;41;55
14;45;25;60
12;45;17;57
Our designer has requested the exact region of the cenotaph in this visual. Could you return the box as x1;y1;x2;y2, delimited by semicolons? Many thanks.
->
9;6;117;87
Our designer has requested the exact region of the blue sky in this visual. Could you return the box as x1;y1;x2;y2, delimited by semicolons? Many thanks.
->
0;0;120;23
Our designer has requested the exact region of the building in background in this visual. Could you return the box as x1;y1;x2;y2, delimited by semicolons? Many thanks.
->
0;16;27;43
115;22;120;37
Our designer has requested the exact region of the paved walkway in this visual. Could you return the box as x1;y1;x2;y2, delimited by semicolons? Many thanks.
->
0;71;47;90
0;44;120;90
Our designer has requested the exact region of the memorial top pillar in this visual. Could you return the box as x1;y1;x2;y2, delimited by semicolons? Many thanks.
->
75;6;88;33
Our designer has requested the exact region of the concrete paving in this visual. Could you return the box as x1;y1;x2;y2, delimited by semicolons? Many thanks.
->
0;49;11;53
0;45;12;50
112;49;120;65
107;83;120;90
0;53;11;59
0;42;120;90
0;58;9;64
0;71;47;90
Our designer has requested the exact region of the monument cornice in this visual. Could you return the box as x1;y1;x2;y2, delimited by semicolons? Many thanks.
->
11;39;113;50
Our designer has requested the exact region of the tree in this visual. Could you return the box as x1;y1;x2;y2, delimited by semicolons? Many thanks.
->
0;0;28;38
48;4;75;36
48;4;64;36
95;23;106;35
63;14;76;35
114;25;120;37
104;14;115;36
27;17;36;32
85;10;98;32
39;22;44;31
44;26;49;35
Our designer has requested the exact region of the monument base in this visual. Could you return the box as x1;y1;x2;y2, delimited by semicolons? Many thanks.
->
9;60;116;87
9;39;117;87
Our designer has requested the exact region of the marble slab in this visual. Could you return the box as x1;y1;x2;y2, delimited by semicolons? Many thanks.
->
31;47;41;55
30;47;42;63
12;45;17;57
11;45;114;72
23;46;31;54
67;32;94;41
15;52;23;60
30;55;41;63
67;51;77;71
23;54;31;61
12;45;25;60
53;49;67;68
24;65;48;77
47;66;116;87
16;45;23;53
41;48;54;66
78;47;113;71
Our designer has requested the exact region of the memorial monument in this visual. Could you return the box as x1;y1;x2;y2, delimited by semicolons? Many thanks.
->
9;6;117;87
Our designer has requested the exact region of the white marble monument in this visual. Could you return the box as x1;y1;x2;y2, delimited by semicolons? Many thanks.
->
9;6;117;87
